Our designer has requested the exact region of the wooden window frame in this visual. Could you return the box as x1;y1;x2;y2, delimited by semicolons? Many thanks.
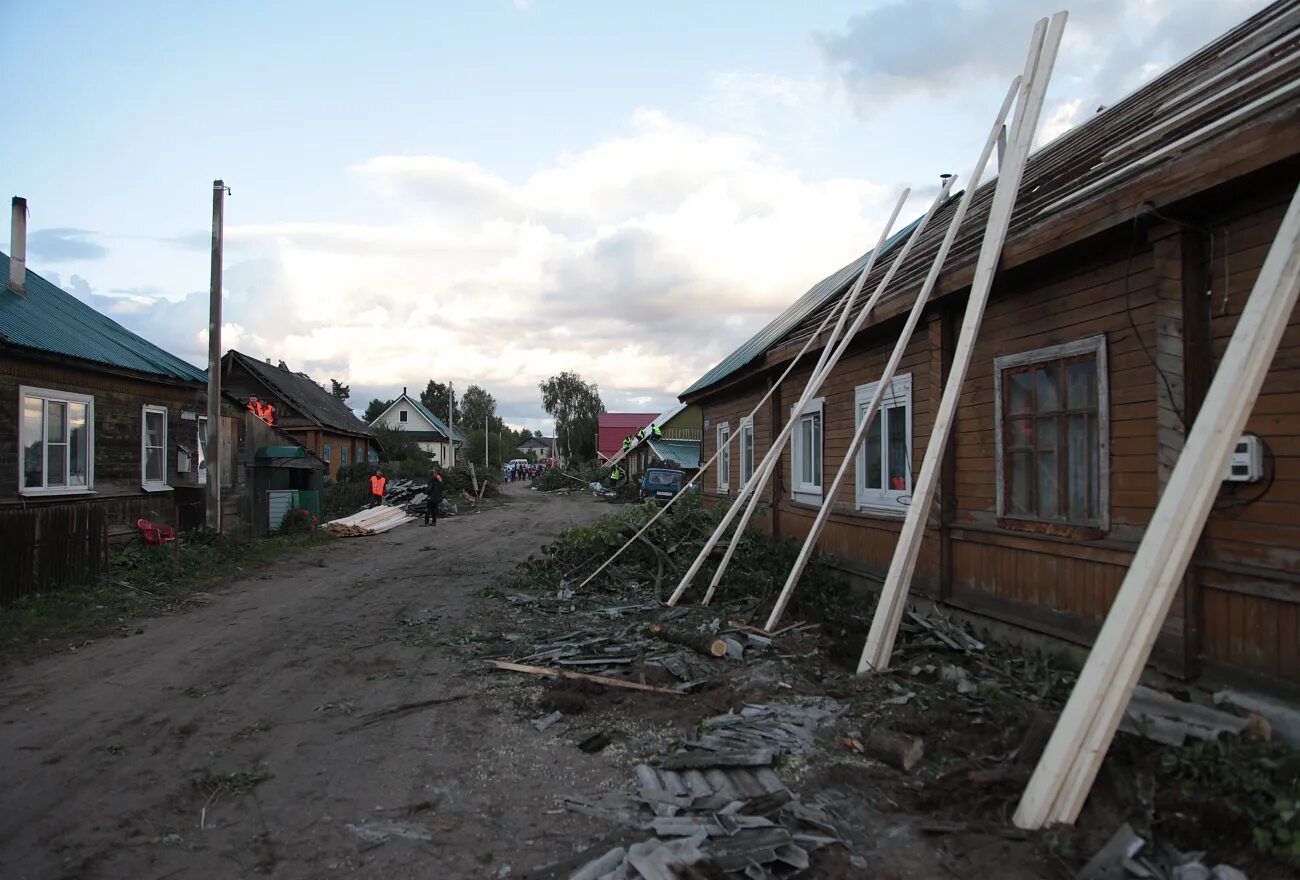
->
855;373;913;516
18;385;96;497
739;418;755;485
994;334;1109;533
141;405;170;492
791;398;824;503
716;422;731;493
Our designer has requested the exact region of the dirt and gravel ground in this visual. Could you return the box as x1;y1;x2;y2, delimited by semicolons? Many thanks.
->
0;484;633;880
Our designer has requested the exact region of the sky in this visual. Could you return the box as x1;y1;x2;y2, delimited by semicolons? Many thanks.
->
0;0;1272;433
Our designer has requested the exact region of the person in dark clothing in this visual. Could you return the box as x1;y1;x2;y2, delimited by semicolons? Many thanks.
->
424;468;444;526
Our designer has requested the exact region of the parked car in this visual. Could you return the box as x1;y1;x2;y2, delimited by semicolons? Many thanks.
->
640;467;686;501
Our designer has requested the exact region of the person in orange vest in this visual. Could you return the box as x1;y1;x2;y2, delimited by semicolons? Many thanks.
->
369;469;387;507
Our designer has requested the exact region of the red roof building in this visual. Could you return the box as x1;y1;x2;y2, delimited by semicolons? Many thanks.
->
597;412;658;462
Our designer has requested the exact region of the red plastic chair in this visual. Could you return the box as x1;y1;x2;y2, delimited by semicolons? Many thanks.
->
137;518;177;549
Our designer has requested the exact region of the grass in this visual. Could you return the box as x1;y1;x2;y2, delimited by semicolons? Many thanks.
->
0;528;329;658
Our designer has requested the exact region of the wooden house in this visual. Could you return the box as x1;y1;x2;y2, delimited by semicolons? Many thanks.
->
682;3;1300;694
220;350;379;481
1;234;248;541
368;388;465;465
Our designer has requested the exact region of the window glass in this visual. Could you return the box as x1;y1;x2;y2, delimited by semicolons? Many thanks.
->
886;404;907;490
22;397;44;489
69;403;88;486
143;409;166;485
864;413;882;490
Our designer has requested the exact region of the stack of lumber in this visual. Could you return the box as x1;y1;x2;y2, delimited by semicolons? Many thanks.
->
323;506;416;537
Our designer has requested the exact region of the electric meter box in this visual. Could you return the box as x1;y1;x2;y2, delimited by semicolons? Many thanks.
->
1223;434;1263;483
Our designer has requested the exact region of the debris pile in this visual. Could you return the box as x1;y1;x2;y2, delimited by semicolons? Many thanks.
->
379;479;460;518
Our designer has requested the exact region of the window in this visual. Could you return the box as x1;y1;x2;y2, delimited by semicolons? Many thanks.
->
995;335;1109;528
739;418;755;485
141;406;169;490
716;423;731;492
341;446;349;467
399;409;408;423
323;444;331;463
369;450;378;464
791;399;823;501
20;386;93;495
856;374;913;513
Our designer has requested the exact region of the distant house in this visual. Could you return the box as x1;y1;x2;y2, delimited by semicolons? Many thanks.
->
607;403;703;478
597;412;659;463
369;388;465;465
220;351;379;481
516;435;554;459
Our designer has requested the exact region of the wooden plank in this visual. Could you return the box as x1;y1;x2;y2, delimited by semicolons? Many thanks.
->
1014;180;1300;828
859;12;1065;674
763;80;1021;631
664;191;913;606
488;661;684;695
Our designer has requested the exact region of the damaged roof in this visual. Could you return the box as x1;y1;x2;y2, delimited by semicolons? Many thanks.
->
682;0;1300;399
227;350;376;438
0;252;208;383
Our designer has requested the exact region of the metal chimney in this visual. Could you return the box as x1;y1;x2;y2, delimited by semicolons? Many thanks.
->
10;197;27;297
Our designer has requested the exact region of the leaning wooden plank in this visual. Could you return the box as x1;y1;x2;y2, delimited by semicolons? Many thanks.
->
575;213;891;593
667;190;914;607
859;11;1065;675
489;660;685;695
764;74;1022;632
698;178;957;607
1014;179;1300;830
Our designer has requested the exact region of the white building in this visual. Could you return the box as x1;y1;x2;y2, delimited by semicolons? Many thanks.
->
369;389;465;465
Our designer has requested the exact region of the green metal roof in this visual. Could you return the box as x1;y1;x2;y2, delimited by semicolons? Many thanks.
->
256;445;308;459
406;395;466;443
680;215;925;398
0;252;208;383
649;438;701;470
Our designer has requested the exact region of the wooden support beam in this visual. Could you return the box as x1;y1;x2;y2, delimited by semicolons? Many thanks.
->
665;191;913;607
699;179;956;607
1014;180;1300;829
762;76;1021;632
859;12;1066;675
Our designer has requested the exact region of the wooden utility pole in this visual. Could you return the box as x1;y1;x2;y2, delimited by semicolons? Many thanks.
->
206;180;228;531
448;383;456;467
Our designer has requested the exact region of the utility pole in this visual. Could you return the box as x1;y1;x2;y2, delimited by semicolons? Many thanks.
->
448;382;456;467
205;180;229;531
484;413;489;467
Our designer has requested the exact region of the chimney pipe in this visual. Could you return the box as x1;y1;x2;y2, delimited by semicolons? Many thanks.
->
10;197;27;297
403;386;407;396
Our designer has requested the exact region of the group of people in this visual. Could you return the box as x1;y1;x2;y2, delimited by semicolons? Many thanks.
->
620;422;663;453
367;467;445;527
504;462;548;482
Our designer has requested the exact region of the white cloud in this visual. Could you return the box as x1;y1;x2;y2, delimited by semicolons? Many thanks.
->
81;111;895;423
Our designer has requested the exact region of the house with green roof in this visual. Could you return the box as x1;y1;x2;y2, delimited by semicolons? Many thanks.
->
368;388;466;466
1;200;253;545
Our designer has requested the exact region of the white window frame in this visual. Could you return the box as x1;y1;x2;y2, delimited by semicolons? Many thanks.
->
323;443;331;463
18;385;95;496
739;417;755;485
855;373;913;515
716;422;731;493
141;405;170;491
993;334;1110;529
197;416;208;485
791;398;824;503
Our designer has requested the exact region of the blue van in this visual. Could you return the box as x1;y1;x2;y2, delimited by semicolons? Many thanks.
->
640;468;686;501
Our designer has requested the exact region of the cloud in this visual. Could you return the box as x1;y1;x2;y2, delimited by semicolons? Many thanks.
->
83;111;893;422
816;0;1272;127
27;228;107;262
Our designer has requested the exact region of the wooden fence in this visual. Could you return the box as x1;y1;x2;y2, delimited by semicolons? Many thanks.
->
322;481;372;520
0;504;110;605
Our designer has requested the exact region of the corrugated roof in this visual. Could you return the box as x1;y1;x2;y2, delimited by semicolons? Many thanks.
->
230;351;376;438
599;412;661;430
405;394;466;443
0;252;208;383
683;1;1300;399
679;216;925;396
648;438;701;470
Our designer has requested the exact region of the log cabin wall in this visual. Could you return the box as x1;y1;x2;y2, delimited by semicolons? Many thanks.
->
695;165;1300;693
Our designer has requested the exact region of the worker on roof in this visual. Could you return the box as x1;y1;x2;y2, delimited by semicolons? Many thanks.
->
424;468;444;527
636;427;646;441
369;469;387;507
651;424;663;437
622;436;633;451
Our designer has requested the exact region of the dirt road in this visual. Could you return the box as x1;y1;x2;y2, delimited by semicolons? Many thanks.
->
0;485;620;879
